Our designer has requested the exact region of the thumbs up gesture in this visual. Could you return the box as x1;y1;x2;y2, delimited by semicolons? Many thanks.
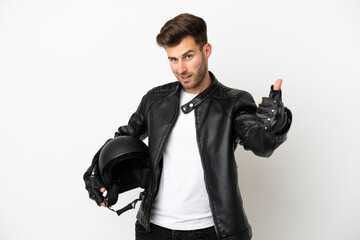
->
260;79;282;104
257;79;290;135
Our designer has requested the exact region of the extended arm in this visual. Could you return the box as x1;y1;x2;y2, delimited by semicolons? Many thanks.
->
234;80;292;157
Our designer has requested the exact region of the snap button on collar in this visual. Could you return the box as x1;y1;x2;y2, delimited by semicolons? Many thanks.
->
181;103;193;114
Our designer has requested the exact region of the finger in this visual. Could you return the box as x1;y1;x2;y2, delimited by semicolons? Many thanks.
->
100;187;106;193
273;79;283;90
93;191;105;205
259;98;263;104
101;202;105;207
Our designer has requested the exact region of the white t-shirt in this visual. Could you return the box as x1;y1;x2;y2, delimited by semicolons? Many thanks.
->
150;89;214;230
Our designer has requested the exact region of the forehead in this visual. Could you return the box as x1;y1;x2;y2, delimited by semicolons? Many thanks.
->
165;36;200;58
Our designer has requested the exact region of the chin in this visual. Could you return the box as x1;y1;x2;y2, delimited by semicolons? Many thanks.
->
180;81;194;89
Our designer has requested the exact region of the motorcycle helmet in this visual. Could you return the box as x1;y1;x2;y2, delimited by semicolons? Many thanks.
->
98;135;150;211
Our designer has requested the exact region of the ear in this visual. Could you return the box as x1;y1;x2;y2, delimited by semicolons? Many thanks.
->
203;43;212;58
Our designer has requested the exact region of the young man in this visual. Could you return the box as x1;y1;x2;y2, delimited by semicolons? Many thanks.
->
84;13;292;240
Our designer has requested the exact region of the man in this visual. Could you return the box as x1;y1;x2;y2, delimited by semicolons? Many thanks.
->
84;13;292;240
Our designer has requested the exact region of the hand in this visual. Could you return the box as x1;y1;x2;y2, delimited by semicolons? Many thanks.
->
97;188;112;207
84;170;106;206
260;79;282;104
257;78;287;135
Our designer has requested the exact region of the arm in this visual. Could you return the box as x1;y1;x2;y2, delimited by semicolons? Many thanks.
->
234;80;292;157
83;95;148;206
114;94;148;140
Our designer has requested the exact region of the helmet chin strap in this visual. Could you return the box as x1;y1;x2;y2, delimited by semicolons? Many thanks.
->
106;190;146;216
104;184;119;206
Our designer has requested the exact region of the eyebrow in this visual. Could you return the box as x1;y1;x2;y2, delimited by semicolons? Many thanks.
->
168;50;195;60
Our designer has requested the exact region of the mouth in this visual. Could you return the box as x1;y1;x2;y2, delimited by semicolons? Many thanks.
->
180;74;192;82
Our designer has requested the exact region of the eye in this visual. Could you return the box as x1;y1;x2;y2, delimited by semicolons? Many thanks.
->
170;58;178;63
185;55;193;60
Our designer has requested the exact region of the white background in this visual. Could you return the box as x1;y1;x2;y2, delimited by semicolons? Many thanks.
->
1;0;359;239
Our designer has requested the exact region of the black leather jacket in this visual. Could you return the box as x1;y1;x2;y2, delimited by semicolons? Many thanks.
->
115;72;292;240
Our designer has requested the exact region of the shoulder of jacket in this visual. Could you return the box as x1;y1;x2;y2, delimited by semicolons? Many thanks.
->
146;81;179;95
213;82;256;117
138;81;178;110
215;82;252;100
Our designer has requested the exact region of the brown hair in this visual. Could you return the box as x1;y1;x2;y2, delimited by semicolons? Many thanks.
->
156;13;208;49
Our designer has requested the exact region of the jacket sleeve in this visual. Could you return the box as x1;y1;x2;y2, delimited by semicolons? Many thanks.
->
233;88;292;157
84;95;149;179
114;94;148;140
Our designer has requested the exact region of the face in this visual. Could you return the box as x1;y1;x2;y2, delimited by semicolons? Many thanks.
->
165;36;212;94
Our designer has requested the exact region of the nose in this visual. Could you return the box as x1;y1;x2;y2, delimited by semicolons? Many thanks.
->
177;60;187;74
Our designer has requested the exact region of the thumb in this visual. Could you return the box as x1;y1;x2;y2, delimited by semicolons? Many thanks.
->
273;79;283;91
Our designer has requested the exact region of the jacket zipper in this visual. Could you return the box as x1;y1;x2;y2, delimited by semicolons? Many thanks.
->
194;107;221;237
146;92;180;231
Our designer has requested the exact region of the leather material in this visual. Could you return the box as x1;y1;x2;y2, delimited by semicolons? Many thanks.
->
84;168;105;206
115;72;292;240
257;85;291;136
84;141;108;206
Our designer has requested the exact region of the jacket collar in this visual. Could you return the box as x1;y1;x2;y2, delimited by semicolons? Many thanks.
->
179;71;218;114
